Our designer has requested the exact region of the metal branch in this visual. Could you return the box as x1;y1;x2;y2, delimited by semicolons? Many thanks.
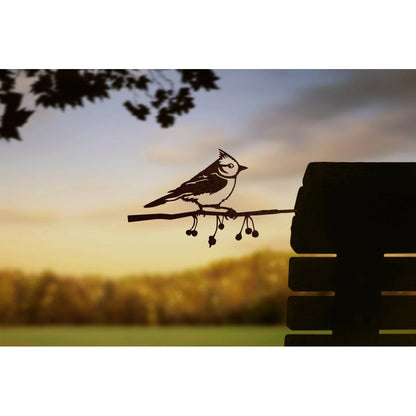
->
128;208;295;222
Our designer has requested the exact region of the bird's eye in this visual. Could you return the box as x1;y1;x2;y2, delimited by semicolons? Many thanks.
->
228;163;234;168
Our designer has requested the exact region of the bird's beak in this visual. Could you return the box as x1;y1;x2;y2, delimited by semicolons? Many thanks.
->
239;165;248;172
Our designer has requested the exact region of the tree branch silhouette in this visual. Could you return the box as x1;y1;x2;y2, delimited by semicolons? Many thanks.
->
128;208;295;222
128;208;296;247
0;69;220;141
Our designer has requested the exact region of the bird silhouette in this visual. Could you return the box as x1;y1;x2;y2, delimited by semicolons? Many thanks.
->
144;149;247;211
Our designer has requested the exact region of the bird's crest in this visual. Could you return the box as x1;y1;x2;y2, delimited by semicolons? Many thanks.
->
218;149;232;160
218;149;238;164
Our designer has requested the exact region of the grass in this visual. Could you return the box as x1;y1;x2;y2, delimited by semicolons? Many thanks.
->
0;326;291;346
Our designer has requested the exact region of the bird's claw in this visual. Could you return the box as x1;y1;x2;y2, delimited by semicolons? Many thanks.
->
224;208;237;219
196;209;206;218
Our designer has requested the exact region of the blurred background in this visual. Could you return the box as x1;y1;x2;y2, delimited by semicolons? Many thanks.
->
1;69;416;345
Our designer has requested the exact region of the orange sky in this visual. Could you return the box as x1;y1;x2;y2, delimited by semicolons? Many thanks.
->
1;70;416;276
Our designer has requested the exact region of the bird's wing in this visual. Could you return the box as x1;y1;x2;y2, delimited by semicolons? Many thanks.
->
185;161;218;183
168;169;227;198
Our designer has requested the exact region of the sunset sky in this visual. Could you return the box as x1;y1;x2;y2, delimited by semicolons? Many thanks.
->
1;69;416;276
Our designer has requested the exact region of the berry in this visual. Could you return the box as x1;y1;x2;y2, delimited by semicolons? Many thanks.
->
235;233;242;241
252;230;259;238
191;230;198;237
208;236;216;247
245;228;252;235
219;223;225;230
186;230;192;236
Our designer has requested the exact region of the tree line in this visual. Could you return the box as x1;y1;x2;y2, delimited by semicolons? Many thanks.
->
0;250;291;325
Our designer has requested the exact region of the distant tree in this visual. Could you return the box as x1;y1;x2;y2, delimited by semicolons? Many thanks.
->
0;69;220;141
0;250;292;325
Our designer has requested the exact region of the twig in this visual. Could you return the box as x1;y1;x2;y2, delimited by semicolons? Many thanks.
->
127;208;295;222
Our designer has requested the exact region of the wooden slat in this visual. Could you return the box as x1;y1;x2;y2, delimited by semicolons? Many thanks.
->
289;257;416;292
289;257;336;291
287;295;416;330
380;296;416;329
287;296;333;330
291;163;416;254
383;258;416;290
285;334;416;346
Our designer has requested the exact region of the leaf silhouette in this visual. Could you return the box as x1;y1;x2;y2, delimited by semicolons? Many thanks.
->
0;93;34;140
124;101;150;121
157;107;175;128
0;70;220;141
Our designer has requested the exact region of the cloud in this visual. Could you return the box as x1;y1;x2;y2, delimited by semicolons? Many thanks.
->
141;71;416;190
261;70;416;128
238;70;416;179
0;209;59;224
241;107;416;180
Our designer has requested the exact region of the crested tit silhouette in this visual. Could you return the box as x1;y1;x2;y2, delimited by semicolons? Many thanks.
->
144;149;247;211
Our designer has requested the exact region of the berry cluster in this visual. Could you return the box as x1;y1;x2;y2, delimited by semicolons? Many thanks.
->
235;216;259;241
185;213;261;247
185;215;199;237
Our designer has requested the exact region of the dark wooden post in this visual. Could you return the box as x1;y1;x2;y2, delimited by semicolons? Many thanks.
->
332;252;382;345
285;162;416;346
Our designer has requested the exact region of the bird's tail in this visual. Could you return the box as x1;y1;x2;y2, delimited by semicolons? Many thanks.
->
144;193;181;208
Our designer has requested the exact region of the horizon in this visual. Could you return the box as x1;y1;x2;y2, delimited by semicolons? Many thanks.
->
0;247;293;279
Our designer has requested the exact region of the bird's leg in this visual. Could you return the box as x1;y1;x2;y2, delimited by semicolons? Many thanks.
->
196;203;205;216
225;208;237;219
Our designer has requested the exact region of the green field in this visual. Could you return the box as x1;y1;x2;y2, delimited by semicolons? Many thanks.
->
0;326;291;346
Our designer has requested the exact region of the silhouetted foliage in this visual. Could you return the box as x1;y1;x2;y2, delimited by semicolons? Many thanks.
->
0;69;220;141
0;92;34;140
0;250;290;325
